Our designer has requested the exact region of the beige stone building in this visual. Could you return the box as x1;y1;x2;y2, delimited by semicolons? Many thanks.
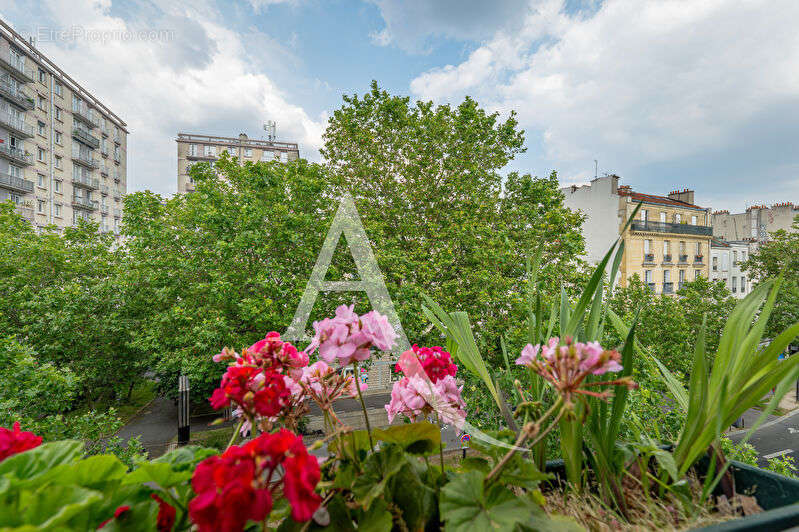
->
618;187;712;294
176;132;299;194
712;202;798;247
0;19;128;233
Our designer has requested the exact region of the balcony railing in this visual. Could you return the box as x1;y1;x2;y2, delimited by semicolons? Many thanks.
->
71;102;98;128
643;253;655;263
0;171;34;193
679;254;689;263
72;126;100;149
113;208;122;218
113;151;121;163
71;149;100;169
630;220;713;237
100;204;109;214
0;111;35;138
694;255;705;264
72;196;99;210
662;254;672;263
662;282;674;294
0;76;34;110
114;170;121;182
72;173;99;189
100;185;109;195
0;53;35;82
0;145;33;165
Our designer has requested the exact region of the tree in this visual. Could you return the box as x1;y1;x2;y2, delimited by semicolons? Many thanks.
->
741;215;799;345
322;82;586;363
676;276;736;354
0;202;147;405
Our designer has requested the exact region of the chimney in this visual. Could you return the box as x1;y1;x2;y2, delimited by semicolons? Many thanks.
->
239;133;248;141
668;188;694;205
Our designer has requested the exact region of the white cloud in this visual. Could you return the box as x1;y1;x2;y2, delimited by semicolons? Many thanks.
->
410;0;799;205
13;0;326;195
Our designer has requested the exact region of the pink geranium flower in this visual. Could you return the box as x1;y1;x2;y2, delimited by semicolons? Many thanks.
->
307;305;397;366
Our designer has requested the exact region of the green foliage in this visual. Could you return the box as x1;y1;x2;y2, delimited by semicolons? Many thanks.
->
766;455;799;479
720;437;758;466
741;215;799;345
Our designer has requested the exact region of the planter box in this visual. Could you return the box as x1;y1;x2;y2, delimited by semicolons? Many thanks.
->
542;459;799;531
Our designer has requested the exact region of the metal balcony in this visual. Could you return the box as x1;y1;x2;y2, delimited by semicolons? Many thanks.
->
0;53;35;83
113;171;121;182
71;149;100;169
0;76;34;110
72;173;99;189
662;254;673;264
662;282;674;294
0;145;33;165
643;253;655;264
71;102;98;129
71;196;98;210
72;126;100;149
113;151;121;163
694;255;705;264
100;204;109;214
630;220;713;237
100;184;109;195
0;111;35;138
678;254;689;263
0;171;34;193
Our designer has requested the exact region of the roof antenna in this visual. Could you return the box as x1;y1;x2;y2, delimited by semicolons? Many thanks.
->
263;121;276;142
594;159;598;179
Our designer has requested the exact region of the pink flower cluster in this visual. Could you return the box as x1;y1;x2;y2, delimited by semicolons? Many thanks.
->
215;332;309;380
394;344;457;383
307;305;397;366
301;360;364;405
386;346;466;428
515;336;635;404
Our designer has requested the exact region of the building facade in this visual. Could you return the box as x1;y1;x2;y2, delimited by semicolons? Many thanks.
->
617;187;712;294
561;174;622;266
177;132;299;194
712;203;798;245
709;239;750;298
0;19;128;233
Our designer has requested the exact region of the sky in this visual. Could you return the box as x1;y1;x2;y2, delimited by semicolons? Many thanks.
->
1;0;798;212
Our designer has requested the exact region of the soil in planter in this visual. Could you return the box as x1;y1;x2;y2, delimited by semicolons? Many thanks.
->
542;475;763;531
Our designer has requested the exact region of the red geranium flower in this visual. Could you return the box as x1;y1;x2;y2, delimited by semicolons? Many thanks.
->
0;422;42;463
209;366;290;420
151;494;176;532
98;505;131;529
395;344;457;383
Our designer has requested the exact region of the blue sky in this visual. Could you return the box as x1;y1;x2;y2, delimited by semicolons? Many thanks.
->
1;0;797;212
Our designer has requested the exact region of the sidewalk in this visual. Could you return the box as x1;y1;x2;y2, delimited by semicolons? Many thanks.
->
726;389;799;433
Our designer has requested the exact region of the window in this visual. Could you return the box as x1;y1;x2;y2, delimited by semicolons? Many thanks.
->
712;256;718;271
37;199;45;213
261;150;273;161
741;277;746;292
37;174;45;188
54;81;62;97
54;131;62;145
54;155;62;169
204;145;216;156
663;270;671;283
245;148;252;157
37;95;46;110
644;270;652;283
731;277;737;293
188;144;197;156
38;121;46;136
660;211;667;223
696;242;702;257
691;215;697;225
37;148;46;162
641;209;648;221
679;269;686;284
8;164;21;178
643;239;651;254
663;240;670;256
741;251;746;262
39;69;46;83
54;203;61;217
54;179;62;193
54;107;62;120
675;213;682;224
732;250;738;265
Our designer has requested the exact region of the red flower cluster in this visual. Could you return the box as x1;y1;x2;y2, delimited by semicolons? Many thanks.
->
216;332;308;380
395;344;457;383
189;429;321;531
151;494;176;532
210;365;290;419
98;505;131;529
0;422;42;463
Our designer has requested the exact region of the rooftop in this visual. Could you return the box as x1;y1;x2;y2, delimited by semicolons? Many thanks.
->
618;186;706;211
176;132;299;151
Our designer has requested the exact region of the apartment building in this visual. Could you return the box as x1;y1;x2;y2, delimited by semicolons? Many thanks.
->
712;202;798;248
176;132;299;194
710;239;750;298
0;19;128;234
619;187;712;294
562;175;713;294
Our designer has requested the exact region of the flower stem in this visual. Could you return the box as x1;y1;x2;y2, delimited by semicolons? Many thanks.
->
226;419;244;450
436;413;445;475
353;362;374;452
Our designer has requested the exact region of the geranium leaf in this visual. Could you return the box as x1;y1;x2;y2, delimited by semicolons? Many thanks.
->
373;421;440;455
0;441;84;480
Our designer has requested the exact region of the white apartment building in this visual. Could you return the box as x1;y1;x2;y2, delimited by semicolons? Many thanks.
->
560;174;622;266
0;18;128;233
710;239;750;298
177;132;299;194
